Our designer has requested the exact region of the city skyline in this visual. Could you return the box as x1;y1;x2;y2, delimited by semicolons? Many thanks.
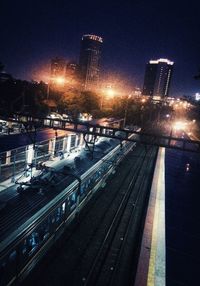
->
1;0;199;97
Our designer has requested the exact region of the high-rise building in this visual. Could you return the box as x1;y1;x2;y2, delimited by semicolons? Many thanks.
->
66;62;78;78
142;58;174;98
65;61;79;89
51;57;66;81
79;34;103;90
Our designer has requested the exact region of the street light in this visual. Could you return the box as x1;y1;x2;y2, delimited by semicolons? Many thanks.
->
173;121;188;131
100;86;115;110
106;87;115;97
55;77;65;85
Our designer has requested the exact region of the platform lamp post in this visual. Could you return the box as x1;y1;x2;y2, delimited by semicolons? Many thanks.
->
101;86;115;110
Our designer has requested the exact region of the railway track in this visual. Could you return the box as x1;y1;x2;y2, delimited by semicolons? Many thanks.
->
83;147;156;286
24;145;157;286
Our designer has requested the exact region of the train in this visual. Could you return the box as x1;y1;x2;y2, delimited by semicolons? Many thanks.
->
0;134;137;286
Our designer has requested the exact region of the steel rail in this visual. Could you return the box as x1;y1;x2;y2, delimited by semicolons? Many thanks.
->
83;147;156;285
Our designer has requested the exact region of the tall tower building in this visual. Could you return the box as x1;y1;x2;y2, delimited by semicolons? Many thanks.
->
142;58;174;98
66;62;78;78
79;34;103;90
65;61;79;89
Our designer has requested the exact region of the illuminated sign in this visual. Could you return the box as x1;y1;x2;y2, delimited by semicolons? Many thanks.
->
82;34;103;43
149;58;174;65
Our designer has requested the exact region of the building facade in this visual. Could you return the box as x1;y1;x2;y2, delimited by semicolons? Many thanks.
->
79;34;103;90
142;58;174;98
51;57;66;81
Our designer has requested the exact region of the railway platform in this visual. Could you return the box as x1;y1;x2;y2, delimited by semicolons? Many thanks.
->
135;148;166;286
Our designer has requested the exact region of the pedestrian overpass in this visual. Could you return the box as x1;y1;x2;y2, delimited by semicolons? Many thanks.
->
0;114;200;153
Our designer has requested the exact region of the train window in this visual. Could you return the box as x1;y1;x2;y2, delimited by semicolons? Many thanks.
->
62;202;66;213
69;192;77;209
19;217;52;267
51;214;55;224
84;182;88;189
88;180;91;187
90;176;96;187
21;239;28;256
9;250;17;262
28;232;40;255
49;207;63;229
79;185;88;202
90;176;94;185
37;217;51;242
66;192;77;215
0;250;17;285
71;193;76;203
20;231;40;260
55;207;62;223
80;185;85;195
95;173;99;179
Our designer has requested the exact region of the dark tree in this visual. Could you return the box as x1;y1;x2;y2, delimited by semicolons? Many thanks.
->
81;91;99;113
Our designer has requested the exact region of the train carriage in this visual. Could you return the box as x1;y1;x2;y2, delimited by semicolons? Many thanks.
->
0;134;137;286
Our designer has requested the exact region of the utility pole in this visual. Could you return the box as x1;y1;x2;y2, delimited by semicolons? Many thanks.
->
123;95;131;128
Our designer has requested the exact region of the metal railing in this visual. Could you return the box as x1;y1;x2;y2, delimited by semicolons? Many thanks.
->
0;114;199;153
0;134;83;184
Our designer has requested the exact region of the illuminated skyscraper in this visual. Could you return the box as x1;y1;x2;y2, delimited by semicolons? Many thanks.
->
79;34;103;90
142;58;174;98
66;62;78;77
65;61;79;89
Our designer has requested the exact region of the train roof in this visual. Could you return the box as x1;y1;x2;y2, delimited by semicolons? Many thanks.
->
0;137;119;244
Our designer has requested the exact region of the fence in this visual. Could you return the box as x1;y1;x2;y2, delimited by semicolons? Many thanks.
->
0;133;85;184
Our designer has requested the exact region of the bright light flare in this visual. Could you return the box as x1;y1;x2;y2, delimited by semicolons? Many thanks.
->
195;93;200;101
186;163;190;172
106;88;115;97
173;121;188;130
55;77;65;85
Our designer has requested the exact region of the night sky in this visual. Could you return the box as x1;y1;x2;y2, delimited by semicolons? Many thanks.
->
1;0;200;96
